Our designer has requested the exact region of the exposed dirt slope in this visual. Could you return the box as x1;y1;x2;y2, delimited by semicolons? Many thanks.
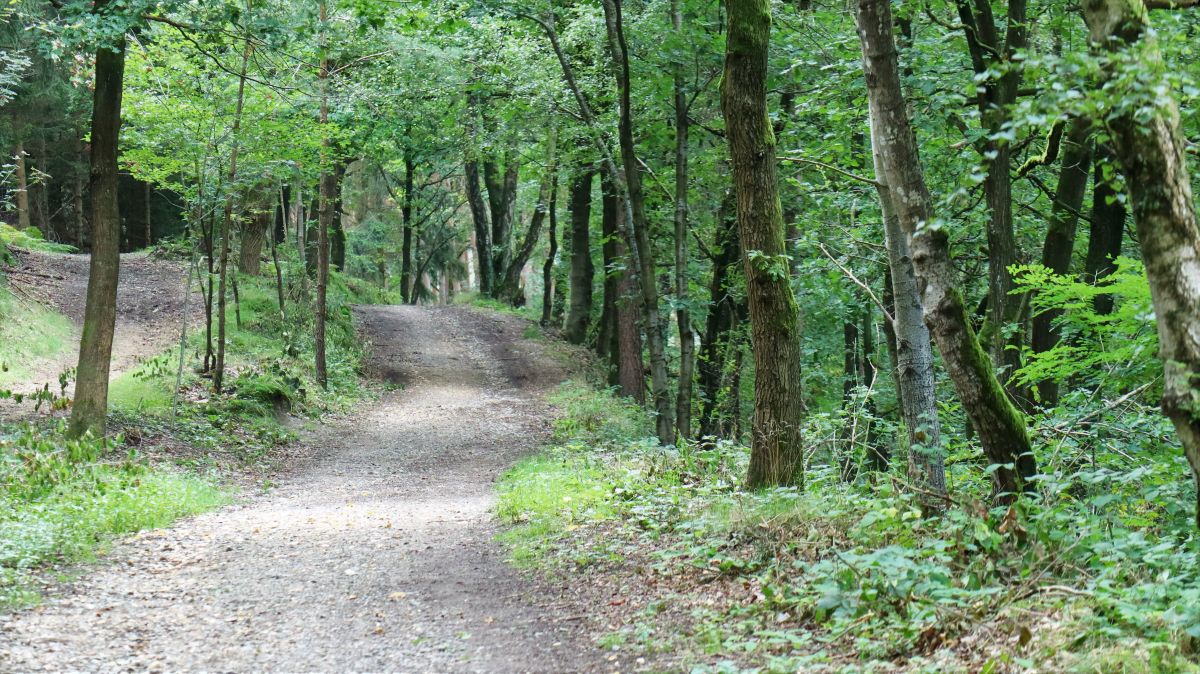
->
0;305;623;674
1;248;197;398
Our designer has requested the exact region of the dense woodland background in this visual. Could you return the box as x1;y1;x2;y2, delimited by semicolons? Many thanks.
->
3;0;1200;671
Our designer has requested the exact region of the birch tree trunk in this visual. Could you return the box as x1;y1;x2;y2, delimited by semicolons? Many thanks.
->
870;140;945;497
856;0;1036;499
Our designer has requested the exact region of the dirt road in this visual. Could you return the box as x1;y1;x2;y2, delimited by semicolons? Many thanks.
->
0;305;618;673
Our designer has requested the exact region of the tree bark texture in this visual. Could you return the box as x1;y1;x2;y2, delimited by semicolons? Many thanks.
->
564;167;595;344
1084;143;1126;316
857;0;1036;499
723;0;807;488
1082;0;1200;526
68;16;125;438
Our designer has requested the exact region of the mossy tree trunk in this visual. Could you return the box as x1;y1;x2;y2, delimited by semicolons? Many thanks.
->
722;0;807;488
857;0;1036;499
1082;0;1200;527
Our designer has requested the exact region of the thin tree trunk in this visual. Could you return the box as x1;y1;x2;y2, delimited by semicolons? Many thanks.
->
464;155;494;296
74;133;86;248
401;145;415;304
872;132;946;497
723;0;806;487
331;160;348;272
144;181;153;248
315;0;332;390
1084;143;1126;316
598;170;620;375
1081;0;1200;527
68;14;125;438
14;138;30;230
698;191;743;439
213;37;252;395
270;190;286;320
542;176;559;326
1030;118;1093;406
672;0;695;440
857;0;1034;500
602;0;674;444
564;167;595;344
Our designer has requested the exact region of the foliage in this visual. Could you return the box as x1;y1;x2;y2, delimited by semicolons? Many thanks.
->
0;424;228;607
1012;258;1159;399
498;382;1200;673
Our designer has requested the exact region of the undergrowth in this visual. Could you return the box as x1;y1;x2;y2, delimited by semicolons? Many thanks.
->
0;423;227;607
497;382;1200;674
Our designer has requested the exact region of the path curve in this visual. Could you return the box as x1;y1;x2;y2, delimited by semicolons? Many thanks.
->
0;305;617;674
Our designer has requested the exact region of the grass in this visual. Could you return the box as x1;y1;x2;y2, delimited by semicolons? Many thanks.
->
0;425;229;607
2;254;384;608
0;224;76;257
495;381;1200;674
0;286;75;389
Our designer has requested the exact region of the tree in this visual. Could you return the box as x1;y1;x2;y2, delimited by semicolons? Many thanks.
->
68;0;127;438
1081;0;1200;526
722;0;806;488
856;0;1036;500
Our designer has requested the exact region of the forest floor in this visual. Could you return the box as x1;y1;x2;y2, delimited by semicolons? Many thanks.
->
0;304;626;673
0;248;197;404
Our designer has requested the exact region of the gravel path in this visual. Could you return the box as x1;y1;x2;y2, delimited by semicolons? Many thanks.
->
0;305;620;674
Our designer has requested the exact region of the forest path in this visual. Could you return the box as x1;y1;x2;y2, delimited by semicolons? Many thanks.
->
0;305;618;674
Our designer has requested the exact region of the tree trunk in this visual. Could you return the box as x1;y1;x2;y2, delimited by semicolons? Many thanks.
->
857;0;1035;500
723;0;807;488
315;0;332;390
401;146;415;303
212;38;252;395
144;181;153;248
1081;0;1200;527
1030;118;1093;406
873;146;945;498
464;156;494;296
672;0;695;440
68;20;125;438
564;167;596;344
498;134;556;305
542;175;560;326
1084;143;1126;316
484;150;519;290
74;133;87;248
602;0;674;444
330;160;348;272
239;208;269;276
14;138;30;230
698;190;744;440
597;170;620;375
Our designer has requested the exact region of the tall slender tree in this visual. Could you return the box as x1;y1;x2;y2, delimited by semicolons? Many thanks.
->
722;0;806;488
68;0;126;438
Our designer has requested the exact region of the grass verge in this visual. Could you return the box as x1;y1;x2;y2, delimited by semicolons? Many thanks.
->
497;382;1200;674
